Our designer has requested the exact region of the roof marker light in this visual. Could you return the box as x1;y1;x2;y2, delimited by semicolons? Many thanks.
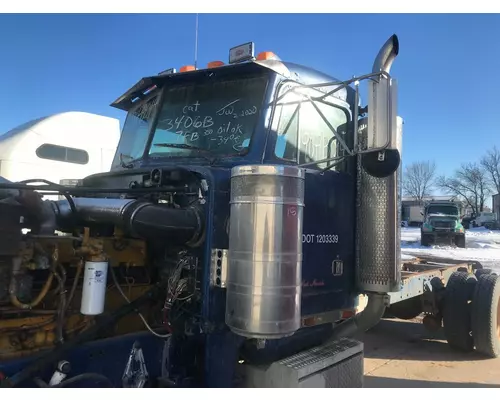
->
179;65;196;72
256;51;280;61
207;61;224;68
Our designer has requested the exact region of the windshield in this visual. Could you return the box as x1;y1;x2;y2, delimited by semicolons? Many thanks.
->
427;205;459;216
111;94;160;168
111;73;268;169
149;74;268;159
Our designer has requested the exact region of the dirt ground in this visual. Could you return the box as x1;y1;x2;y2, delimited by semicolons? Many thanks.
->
356;317;500;388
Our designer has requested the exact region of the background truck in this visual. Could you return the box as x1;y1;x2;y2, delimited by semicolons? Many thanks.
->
420;200;466;248
471;211;498;229
0;35;498;389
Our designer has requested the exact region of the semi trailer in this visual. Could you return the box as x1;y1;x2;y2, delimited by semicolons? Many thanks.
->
0;112;120;199
0;34;498;389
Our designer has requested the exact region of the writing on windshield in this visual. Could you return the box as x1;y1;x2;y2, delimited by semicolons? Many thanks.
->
148;75;268;158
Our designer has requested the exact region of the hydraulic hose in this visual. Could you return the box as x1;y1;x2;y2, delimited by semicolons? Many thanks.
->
34;373;114;388
9;258;55;310
64;263;83;314
9;275;54;310
54;373;114;388
54;263;67;344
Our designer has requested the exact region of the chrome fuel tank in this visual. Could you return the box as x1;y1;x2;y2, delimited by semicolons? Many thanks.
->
225;165;305;339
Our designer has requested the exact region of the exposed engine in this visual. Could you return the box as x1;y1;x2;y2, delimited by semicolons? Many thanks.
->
0;168;205;362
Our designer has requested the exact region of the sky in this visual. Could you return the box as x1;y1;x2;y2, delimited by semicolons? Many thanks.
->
0;13;499;180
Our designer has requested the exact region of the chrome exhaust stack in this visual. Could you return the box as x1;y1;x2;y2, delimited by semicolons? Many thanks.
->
372;34;399;75
356;34;402;296
333;35;402;339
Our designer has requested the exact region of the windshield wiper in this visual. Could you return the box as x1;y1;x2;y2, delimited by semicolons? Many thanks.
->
209;148;249;165
119;153;135;169
153;143;215;163
153;143;248;165
153;143;212;154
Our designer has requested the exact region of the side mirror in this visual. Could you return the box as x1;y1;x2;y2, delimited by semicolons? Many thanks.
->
361;35;401;178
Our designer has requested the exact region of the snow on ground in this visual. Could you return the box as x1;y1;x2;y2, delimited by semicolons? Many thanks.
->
401;227;500;272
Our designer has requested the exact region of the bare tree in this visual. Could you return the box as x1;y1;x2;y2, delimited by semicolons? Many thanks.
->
437;162;491;215
481;146;500;195
403;161;437;202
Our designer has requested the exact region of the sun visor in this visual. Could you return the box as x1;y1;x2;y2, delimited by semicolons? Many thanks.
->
110;77;161;111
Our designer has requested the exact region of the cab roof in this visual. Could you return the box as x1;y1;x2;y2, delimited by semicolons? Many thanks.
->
111;59;354;112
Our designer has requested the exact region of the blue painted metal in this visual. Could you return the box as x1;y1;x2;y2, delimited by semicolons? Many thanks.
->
1;61;360;387
0;332;165;388
301;169;357;315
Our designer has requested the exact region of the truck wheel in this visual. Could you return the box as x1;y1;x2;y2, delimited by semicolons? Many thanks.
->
443;271;477;352
475;269;493;278
455;235;466;248
387;296;423;320
471;274;500;358
420;234;430;247
423;314;442;332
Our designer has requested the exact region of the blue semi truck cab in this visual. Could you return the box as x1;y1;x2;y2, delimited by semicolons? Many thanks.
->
0;37;402;388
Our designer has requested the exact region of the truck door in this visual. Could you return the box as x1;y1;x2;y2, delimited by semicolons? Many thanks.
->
273;90;356;317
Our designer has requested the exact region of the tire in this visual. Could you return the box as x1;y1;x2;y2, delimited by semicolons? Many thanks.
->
421;234;431;247
388;296;423;320
443;271;477;352
455;235;466;248
423;314;442;332
475;269;493;278
471;274;500;358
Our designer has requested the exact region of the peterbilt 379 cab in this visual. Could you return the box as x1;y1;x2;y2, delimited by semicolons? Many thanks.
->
0;36;403;388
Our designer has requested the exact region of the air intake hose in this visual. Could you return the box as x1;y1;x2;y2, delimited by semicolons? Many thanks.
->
53;197;203;245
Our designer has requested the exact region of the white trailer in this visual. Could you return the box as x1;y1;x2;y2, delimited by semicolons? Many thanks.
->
408;205;424;226
0;111;120;199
